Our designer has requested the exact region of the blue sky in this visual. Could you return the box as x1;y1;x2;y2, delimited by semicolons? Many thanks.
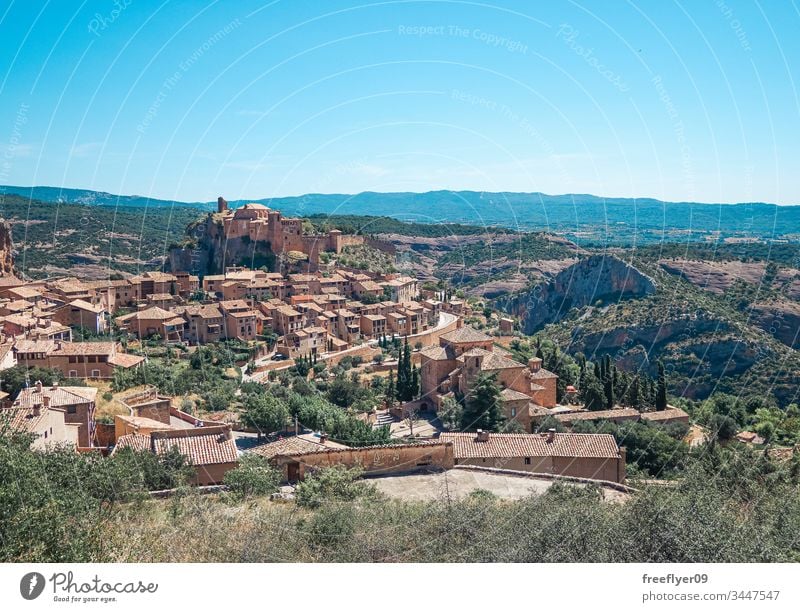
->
1;0;798;204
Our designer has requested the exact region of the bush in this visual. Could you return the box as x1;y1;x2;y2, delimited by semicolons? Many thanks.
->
224;454;281;500
295;466;379;508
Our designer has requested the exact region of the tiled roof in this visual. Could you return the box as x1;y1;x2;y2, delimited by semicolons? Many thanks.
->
1;406;48;433
554;408;640;423
14;385;97;409
500;388;532;401
13;339;56;354
113;433;151;453
176;304;223;319
52;341;116;356
479;351;525;371
440;432;620;459
129;306;176;320
68;299;104;313
440;326;493;344
419;345;456;361
640;407;689;422
152;428;238;465
108;353;146;368
249;436;330;459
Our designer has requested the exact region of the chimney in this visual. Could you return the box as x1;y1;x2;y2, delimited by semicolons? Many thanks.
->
319;432;328;444
32;401;41;417
546;428;556;443
42;395;50;409
476;429;490;442
35;380;43;394
528;357;542;372
51;380;59;390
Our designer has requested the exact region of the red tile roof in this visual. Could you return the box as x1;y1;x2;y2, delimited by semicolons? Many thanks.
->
440;432;620;459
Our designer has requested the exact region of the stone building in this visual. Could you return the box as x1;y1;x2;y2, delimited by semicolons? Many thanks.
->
440;430;626;484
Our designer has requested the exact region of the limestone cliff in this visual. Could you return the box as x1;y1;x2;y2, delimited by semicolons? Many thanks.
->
168;213;276;275
0;219;16;276
499;254;657;333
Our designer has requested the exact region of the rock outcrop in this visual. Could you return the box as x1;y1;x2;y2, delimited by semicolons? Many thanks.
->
168;214;276;275
499;254;657;333
0;219;15;275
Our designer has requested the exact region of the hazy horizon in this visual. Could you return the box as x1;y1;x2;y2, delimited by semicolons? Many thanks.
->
2;2;798;205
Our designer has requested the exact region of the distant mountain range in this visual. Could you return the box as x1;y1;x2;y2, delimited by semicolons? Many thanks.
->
3;184;798;244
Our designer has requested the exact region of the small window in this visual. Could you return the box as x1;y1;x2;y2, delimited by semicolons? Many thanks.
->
68;370;78;378
511;407;517;417
67;405;77;414
91;370;101;378
524;457;531;465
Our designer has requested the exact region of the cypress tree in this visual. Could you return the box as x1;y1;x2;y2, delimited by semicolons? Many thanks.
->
386;370;395;405
656;360;668;410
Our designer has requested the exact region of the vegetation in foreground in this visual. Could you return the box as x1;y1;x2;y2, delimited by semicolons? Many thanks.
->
2;429;799;563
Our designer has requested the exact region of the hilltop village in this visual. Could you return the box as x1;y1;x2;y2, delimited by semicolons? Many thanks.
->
0;202;693;493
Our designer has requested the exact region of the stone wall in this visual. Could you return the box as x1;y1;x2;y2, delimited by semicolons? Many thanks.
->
273;442;454;480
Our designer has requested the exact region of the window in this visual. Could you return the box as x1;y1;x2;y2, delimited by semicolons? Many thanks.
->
91;369;101;378
68;370;78;378
524;457;531;465
511;407;517;417
67;405;77;414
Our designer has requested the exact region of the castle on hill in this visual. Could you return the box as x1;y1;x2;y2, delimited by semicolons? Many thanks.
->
216;197;364;264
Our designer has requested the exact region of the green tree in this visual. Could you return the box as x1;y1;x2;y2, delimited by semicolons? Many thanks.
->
295;465;379;508
439;396;463;431
656;360;668;410
242;394;290;439
461;373;505;432
580;368;606;411
223;454;281;500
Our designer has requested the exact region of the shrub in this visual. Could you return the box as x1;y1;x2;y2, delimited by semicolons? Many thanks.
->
224;454;281;500
295;466;379;508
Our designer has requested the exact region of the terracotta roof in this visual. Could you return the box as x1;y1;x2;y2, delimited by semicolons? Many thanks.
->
108;353;146;368
554;408;640;423
151;427;238;465
175;304;223;319
52;341;116;356
420;344;456;361
440;326;493;344
440;432;620;459
1;406;49;433
68;299;104;313
113;433;151;453
475;350;525;371
500;388;532;401
128;306;176;320
250;436;332;459
14;385;97;409
13;339;56;354
640;407;689;422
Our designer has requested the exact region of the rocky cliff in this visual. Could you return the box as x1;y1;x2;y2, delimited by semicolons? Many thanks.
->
0;219;16;276
499;254;657;333
168;214;276;275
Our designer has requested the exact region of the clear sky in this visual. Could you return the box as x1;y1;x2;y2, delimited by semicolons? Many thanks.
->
1;0;798;204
